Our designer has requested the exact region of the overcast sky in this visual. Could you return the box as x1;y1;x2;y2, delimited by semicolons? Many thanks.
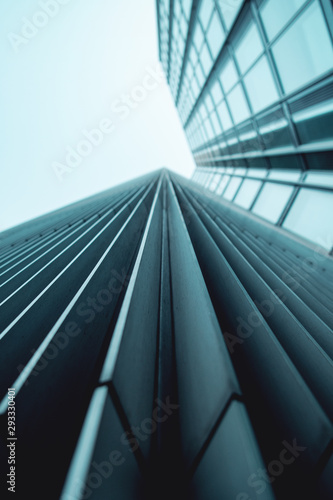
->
0;0;196;232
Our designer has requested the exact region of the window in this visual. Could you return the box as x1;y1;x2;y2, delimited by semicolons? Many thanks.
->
193;22;204;51
252;183;294;223
219;59;238;93
248;168;267;178
211;80;223;104
283;189;333;250
201;44;213;75
183;0;192;20
244;56;279;113
217;100;233;129
199;0;215;29
189;46;198;66
209;173;222;191
195;63;205;87
205;94;214;113
207;11;225;60
272;1;333;94
235;22;264;74
268;170;301;182
227;84;250;124
305;172;333;188
211;111;223;134
234;179;263;209
216;175;230;194
223;177;243;200
217;0;243;30
260;0;306;40
204;118;215;139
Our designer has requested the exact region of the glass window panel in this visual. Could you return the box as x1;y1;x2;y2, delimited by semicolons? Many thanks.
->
283;189;333;250
200;43;213;75
204;172;215;187
272;1;333;94
210;173;222;191
193;22;204;51
180;17;188;38
183;0;193;20
191;77;199;99
199;0;215;28
199;103;207;120
217;100;233;130
211;80;223;104
207;11;225;60
204;118;215;139
247;168;268;178
223;177;243;200
187;63;194;80
252;183;294;223
234;179;263;209
189;46;198;66
235;22;264;74
216;175;230;194
260;0;306;40
211;111;223;134
305;172;333;188
178;35;185;55
244;56;279;113
235;167;247;175
175;1;181;19
268;170;301;182
205;95;214;112
217;0;243;29
220;59;238;93
196;63;205;87
227;84;250;124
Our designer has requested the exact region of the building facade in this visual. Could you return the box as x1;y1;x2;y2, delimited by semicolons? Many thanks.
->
0;170;333;499
0;1;333;499
157;0;333;252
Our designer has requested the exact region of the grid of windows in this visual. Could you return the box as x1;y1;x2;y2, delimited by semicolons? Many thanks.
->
184;0;333;166
177;0;243;124
193;166;333;251
158;0;171;76
157;0;333;251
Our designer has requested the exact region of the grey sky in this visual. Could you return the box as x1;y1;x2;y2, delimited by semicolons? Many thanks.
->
0;0;195;232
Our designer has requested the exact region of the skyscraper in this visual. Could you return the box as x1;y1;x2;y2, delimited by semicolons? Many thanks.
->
0;1;333;499
0;169;332;499
157;0;333;251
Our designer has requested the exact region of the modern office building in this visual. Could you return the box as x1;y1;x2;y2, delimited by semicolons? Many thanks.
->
0;2;333;500
0;170;332;500
157;0;333;252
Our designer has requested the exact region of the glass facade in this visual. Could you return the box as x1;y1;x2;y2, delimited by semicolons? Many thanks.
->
157;0;333;252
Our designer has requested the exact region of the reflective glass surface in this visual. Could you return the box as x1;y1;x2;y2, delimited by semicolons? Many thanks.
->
252;183;294;223
244;57;279;113
283;189;333;249
223;176;243;200
234;179;263;209
235;23;264;74
227;84;250;124
272;2;333;94
260;0;306;40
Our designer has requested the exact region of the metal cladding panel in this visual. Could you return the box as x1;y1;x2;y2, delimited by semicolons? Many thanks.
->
0;170;332;499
